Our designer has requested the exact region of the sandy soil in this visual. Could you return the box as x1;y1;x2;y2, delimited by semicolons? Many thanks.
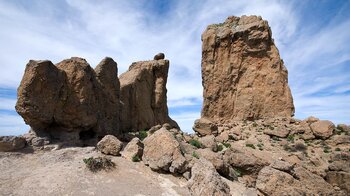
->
0;146;190;196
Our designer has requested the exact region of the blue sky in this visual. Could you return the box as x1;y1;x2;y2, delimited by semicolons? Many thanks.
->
0;0;349;136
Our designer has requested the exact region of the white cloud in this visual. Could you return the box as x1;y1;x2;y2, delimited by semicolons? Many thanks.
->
0;0;349;136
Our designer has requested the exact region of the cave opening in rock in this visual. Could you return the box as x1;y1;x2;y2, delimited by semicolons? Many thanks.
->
79;129;96;141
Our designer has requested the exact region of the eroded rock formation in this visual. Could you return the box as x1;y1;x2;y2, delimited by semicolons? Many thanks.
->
200;15;294;123
16;57;120;144
119;59;178;132
16;55;176;144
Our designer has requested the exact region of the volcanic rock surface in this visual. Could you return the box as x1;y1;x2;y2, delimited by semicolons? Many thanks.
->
119;59;178;132
200;15;294;123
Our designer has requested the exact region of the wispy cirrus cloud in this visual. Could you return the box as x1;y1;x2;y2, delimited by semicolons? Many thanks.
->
0;0;349;135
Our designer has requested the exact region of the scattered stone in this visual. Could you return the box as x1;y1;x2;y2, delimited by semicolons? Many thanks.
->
263;128;290;138
304;116;320;124
270;160;294;172
187;158;230;196
198;135;216;149
0;136;26;152
97;135;123;156
310;120;335;139
325;171;350;193
153;53;165;60
121;137;143;161
195;148;224;173
142;128;186;173
193;118;218;136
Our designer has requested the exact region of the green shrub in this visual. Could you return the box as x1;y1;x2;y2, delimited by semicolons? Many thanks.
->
189;139;202;148
231;167;243;178
287;134;295;142
272;136;281;141
335;148;341;151
138;130;148;141
222;142;231;148
245;143;255;149
192;151;200;159
83;157;115;172
132;155;141;162
216;144;224;152
252;122;258;127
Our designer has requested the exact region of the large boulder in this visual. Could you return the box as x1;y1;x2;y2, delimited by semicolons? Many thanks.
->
187;158;230;196
256;166;339;195
0;136;26;152
142;128;186;173
121;137;143;161
97;135;123;156
15;57;120;143
119;59;178;132
193;118;218;136
200;15;294;123
310;120;335;139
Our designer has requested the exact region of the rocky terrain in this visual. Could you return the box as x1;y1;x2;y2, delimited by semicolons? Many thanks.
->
1;15;349;196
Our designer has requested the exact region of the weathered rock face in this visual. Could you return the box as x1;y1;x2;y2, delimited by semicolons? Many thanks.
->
142;128;186;173
0;136;26;152
310;120;335;139
119;59;177;132
200;15;294;123
121;137;144;161
97;135;123;156
187;158;230;196
16;57;120;143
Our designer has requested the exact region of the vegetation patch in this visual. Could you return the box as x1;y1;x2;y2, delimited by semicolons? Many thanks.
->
192;151;200;159
287;134;295;142
83;157;115;172
132;155;141;162
245;143;255;149
222;142;231;148
189;139;203;148
138;130;148;141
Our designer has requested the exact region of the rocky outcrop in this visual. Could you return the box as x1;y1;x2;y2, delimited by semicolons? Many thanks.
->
187;158;230;196
142;128;186;173
310;120;335;139
119;59;177;132
16;57;120;144
0;136;26;152
199;15;294;124
121;137;143;161
97;135;123;156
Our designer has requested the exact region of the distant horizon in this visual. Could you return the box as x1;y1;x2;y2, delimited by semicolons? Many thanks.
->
0;0;349;136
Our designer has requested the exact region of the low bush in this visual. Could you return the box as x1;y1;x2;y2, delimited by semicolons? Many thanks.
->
138;130;148;141
192;151;200;159
83;157;115;172
132;155;141;162
189;139;202;148
245;143;255;149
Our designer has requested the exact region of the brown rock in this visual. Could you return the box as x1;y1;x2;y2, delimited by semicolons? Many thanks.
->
195;148;224;173
0;136;26;152
15;60;66;130
119;59;178;132
337;124;350;133
121;137;143;161
256;166;338;195
198;135;216;149
94;57;120;135
193;118;218;136
142;128;186;173
263;127;290;138
200;15;294;123
187;158;230;196
310;120;335;139
153;53;165;60
97;135;123;156
304;116;320;124
326;171;350;193
16;57;121;143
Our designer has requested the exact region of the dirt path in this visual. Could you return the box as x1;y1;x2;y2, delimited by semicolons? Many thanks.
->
0;147;189;196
